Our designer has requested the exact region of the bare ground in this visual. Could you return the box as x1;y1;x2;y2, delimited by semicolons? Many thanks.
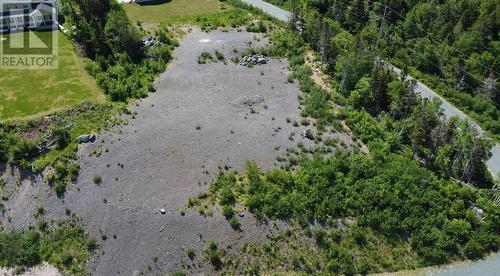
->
0;263;61;276
0;29;332;274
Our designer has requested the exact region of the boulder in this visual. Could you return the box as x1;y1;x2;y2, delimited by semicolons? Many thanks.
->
76;135;90;143
301;129;314;140
76;133;97;143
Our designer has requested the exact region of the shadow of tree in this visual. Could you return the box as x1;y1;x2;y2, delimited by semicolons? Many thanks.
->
137;0;172;6
0;162;6;177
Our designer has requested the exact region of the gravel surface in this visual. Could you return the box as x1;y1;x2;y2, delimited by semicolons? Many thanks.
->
1;29;316;274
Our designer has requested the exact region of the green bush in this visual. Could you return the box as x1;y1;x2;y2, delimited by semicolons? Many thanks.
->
93;175;102;184
11;139;38;165
51;127;71;149
209;152;500;268
0;229;41;267
0;221;94;273
186;248;195;260
206;241;222;269
214;50;225;61
222;205;235;219
198;52;214;64
229;217;240;230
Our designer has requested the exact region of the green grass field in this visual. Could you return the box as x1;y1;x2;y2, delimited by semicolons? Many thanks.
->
123;0;233;25
0;31;103;122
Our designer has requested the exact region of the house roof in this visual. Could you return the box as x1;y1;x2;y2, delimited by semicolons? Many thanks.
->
0;1;55;19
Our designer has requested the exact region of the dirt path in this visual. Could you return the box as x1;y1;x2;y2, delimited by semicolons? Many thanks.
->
305;51;332;91
1;29;314;275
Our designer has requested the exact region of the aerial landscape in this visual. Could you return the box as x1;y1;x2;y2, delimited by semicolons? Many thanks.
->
0;0;499;275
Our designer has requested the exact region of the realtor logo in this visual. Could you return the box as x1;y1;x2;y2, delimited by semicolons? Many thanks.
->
0;0;58;69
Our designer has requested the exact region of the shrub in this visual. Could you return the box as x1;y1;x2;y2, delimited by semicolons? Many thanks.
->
214;50;225;61
84;60;102;77
198;52;214;64
54;182;66;194
93;175;102;184
229;217;240;230
186;248;195;260
222;205;235;219
51;127;71;149
0;229;41;267
219;188;235;206
11;139;38;164
0;221;94;273
208;249;222;268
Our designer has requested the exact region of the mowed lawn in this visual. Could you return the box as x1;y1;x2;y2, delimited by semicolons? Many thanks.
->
0;31;103;121
123;0;232;24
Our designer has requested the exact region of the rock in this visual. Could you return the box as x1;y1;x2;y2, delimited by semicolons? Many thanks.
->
241;95;265;106
143;35;157;47
239;54;269;66
238;213;244;217
77;133;97;143
301;129;314;140
160;208;166;214
76;135;90;143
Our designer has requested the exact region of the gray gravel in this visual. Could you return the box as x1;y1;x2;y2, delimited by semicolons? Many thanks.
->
1;29;316;275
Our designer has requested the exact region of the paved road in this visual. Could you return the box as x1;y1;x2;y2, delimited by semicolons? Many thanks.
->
389;66;500;179
431;253;500;276
243;0;499;179
241;0;290;21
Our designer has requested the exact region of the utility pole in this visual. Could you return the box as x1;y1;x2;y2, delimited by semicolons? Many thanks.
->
340;64;349;94
332;0;337;20
320;23;331;67
376;2;387;50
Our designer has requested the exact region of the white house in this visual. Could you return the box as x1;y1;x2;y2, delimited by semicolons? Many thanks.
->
0;0;57;33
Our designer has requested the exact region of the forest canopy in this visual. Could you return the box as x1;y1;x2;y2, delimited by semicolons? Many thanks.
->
271;0;499;141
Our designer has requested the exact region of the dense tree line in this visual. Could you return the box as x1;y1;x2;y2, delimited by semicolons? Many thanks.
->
60;0;177;101
208;154;499;272
272;0;499;141
267;29;494;187
196;27;499;272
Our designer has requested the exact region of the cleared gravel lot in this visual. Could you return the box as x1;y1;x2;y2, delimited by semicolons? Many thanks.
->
1;29;317;274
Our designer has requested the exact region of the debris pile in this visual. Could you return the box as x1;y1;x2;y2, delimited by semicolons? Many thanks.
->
143;35;157;47
240;54;269;66
241;95;265;106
